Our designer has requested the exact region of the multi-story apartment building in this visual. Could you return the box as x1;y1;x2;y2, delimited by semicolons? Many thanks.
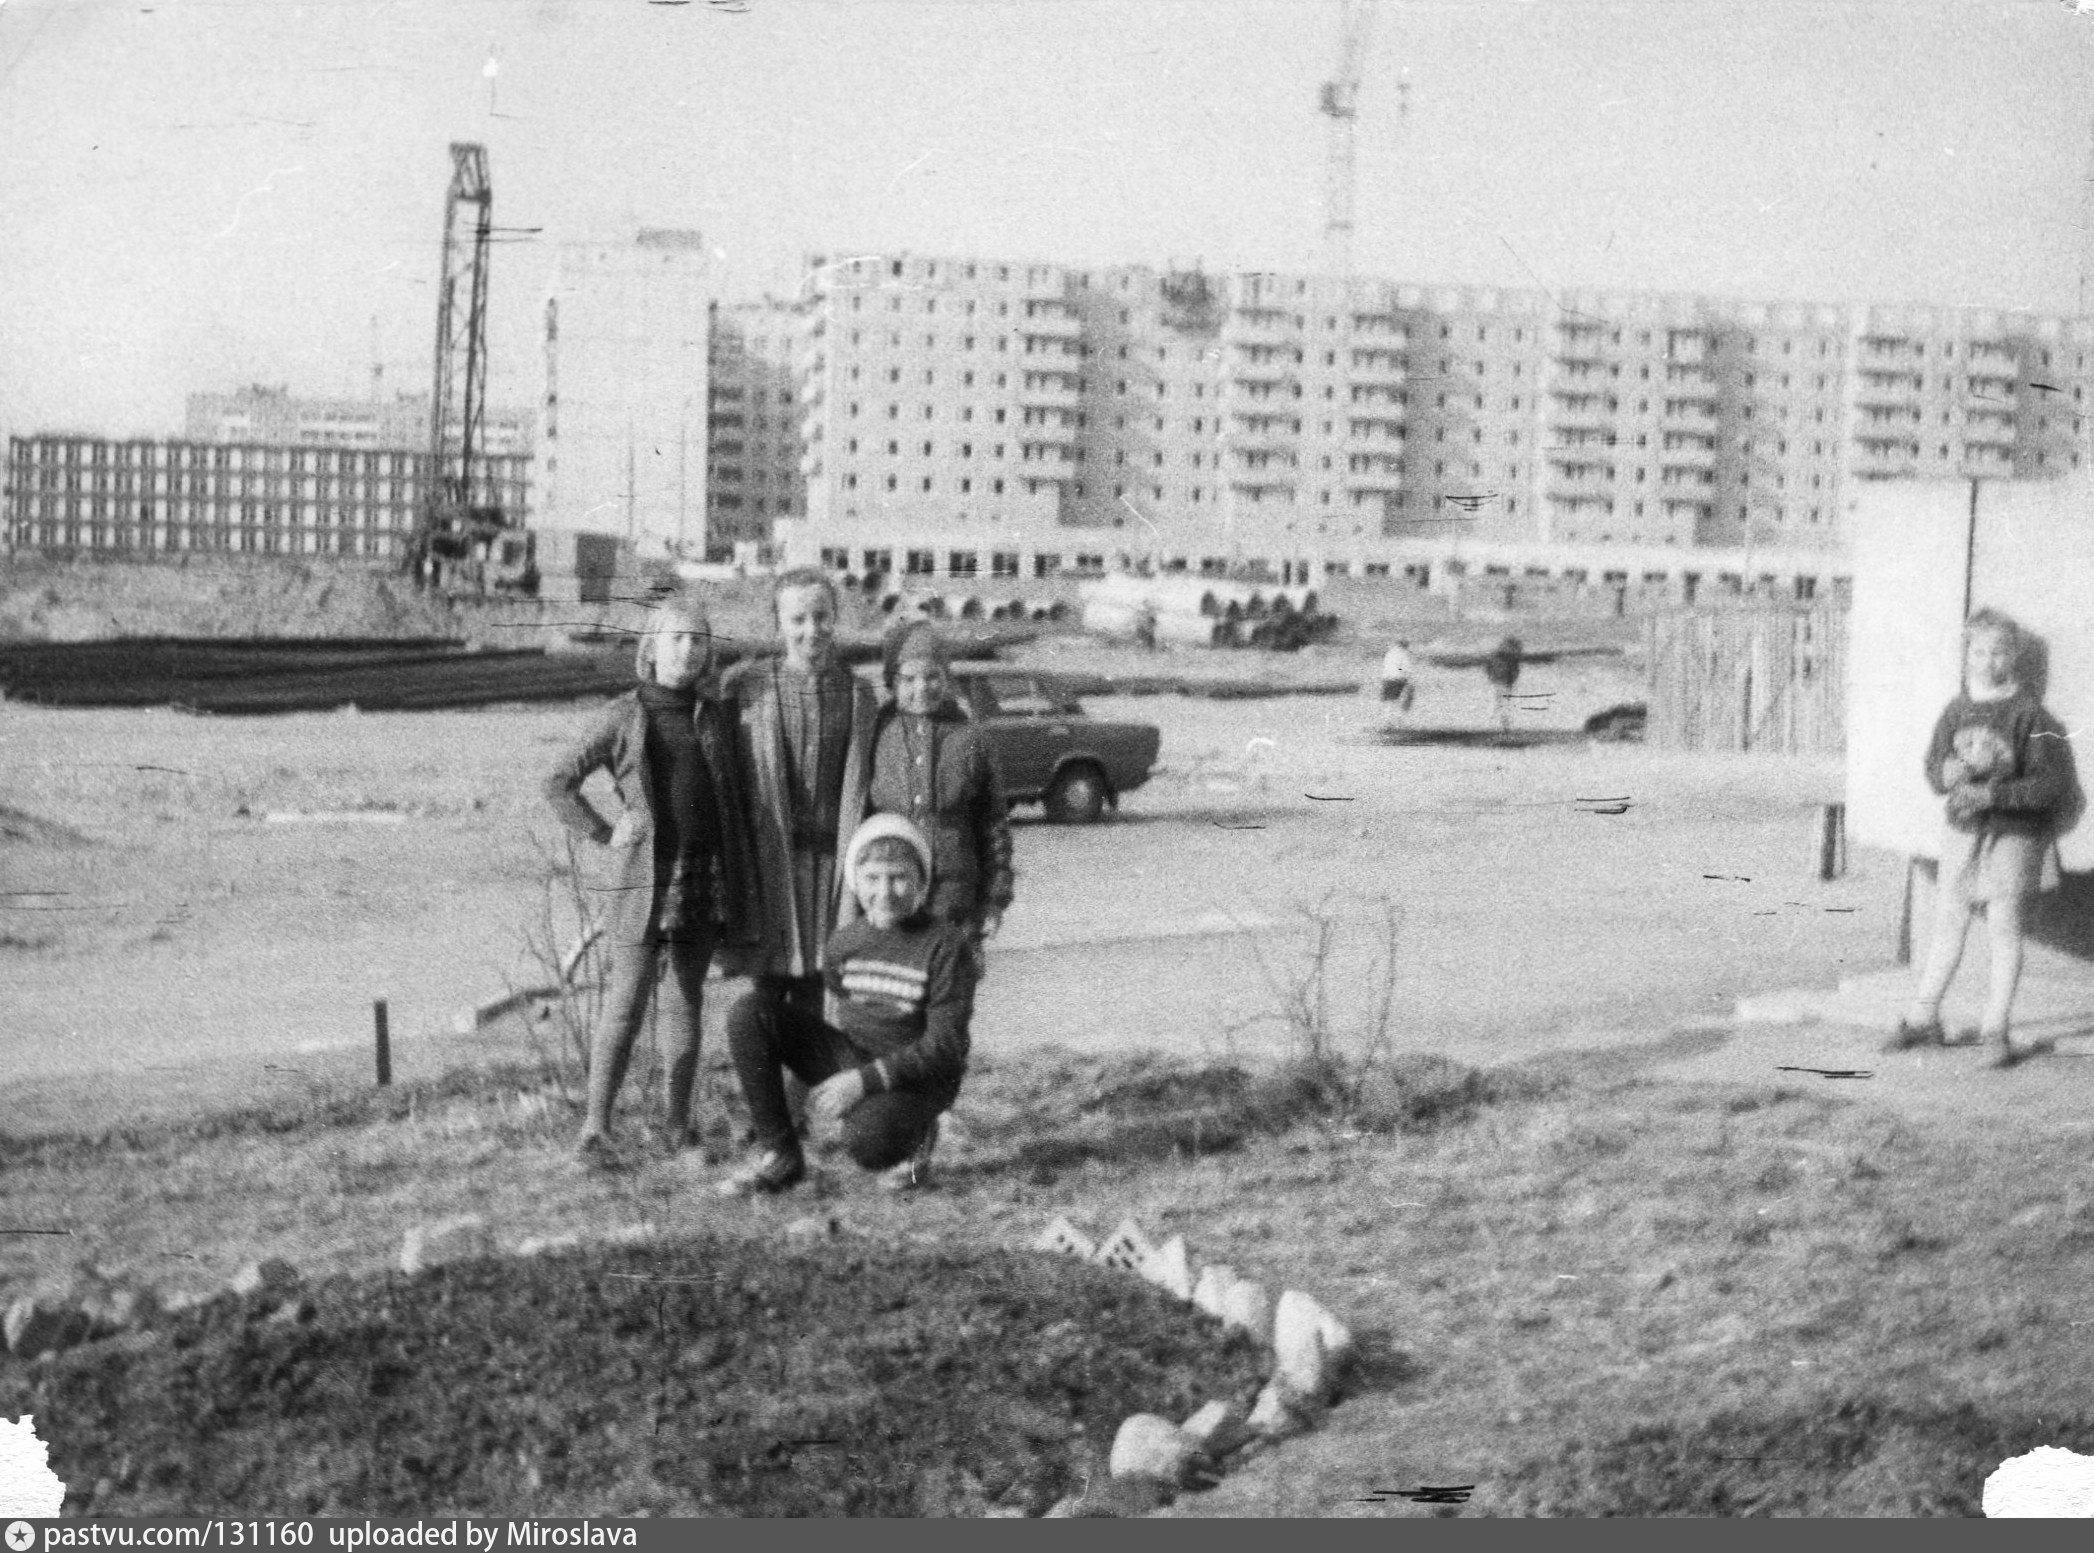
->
541;229;711;554
3;433;530;560
783;251;2094;581
185;385;535;458
706;298;806;558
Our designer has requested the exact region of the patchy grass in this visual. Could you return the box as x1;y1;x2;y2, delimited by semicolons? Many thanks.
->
1498;1399;2094;1517
6;1047;2093;1517
1159;1079;2094;1518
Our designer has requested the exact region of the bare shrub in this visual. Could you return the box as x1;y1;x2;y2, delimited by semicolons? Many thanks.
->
513;830;609;1097
1234;892;1409;1128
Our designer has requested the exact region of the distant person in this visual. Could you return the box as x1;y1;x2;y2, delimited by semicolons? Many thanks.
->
867;620;1014;973
717;814;972;1194
720;567;881;1023
1378;639;1416;713
543;591;762;1165
1888;608;2079;1067
1483;635;1523;731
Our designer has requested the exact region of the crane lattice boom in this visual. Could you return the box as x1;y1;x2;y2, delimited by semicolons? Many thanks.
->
1320;0;1375;281
412;142;501;588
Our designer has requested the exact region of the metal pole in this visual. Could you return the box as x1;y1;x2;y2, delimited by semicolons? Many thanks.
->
1816;802;1846;882
374;998;392;1086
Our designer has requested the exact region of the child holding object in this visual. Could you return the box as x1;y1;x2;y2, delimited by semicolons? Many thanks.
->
717;814;973;1195
542;591;762;1164
865;620;1014;961
1889;608;2079;1067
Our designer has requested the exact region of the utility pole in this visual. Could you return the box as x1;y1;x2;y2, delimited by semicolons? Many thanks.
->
2080;105;2094;471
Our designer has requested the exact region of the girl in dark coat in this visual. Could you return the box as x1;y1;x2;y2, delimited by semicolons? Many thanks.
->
544;592;762;1162
866;620;1014;955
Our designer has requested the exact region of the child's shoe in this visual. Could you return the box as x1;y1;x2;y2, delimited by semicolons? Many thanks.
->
1882;1016;1946;1053
715;1146;806;1197
1988;1034;2054;1070
877;1120;940;1193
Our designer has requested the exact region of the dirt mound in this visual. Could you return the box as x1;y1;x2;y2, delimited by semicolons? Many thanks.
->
1500;1397;2094;1516
9;1233;1268;1518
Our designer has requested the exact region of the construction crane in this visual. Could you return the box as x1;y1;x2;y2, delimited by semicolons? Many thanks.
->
1318;0;1375;281
410;142;502;590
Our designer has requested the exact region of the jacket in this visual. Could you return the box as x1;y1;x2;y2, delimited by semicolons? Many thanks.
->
866;699;1015;923
1923;687;2081;839
542;690;764;954
720;657;882;976
823;912;973;1097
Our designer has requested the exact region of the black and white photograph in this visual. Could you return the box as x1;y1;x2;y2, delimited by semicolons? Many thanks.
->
3;0;2094;1521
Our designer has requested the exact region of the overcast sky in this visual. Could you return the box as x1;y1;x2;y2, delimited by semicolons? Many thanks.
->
2;0;2089;438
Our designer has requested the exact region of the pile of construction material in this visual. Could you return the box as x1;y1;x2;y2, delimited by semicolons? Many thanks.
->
878;589;1072;624
1079;573;1339;652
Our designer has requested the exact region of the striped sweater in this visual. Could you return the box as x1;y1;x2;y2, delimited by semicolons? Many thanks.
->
821;914;975;1096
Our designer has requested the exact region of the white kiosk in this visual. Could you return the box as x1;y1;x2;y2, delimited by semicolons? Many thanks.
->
1848;477;2093;967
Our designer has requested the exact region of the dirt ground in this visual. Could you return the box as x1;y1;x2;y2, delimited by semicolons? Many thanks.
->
0;644;1879;1128
13;1223;1268;1517
6;636;2094;1516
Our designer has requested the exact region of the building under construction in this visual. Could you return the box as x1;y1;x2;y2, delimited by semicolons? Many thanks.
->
782;250;2094;584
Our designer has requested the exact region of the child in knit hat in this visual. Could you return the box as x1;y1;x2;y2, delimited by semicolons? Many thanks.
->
866;618;1014;962
717;812;974;1194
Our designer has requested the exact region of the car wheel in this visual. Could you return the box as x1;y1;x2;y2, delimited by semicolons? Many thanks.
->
1044;763;1108;824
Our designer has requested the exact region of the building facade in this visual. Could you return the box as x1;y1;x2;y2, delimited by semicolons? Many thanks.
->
782;251;2094;581
705;297;805;558
541;229;711;554
185;385;535;458
4;433;530;560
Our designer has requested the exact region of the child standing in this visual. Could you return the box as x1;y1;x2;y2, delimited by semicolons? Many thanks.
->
719;568;881;1019
865;620;1014;957
542;592;762;1163
1378;639;1416;713
717;814;973;1195
1889;608;2078;1068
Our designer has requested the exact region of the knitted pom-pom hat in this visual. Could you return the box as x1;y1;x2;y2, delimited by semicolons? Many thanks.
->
844;812;934;887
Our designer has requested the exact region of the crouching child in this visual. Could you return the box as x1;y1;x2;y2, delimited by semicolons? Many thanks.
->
718;814;972;1195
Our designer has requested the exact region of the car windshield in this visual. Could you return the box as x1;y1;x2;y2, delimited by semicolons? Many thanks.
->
979;675;1076;717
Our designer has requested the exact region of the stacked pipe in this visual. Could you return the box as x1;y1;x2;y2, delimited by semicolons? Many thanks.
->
1080;573;1337;651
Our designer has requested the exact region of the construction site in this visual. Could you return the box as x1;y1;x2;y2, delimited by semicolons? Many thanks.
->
4;0;2094;1525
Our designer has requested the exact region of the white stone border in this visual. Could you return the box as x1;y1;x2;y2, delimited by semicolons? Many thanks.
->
1031;1214;1356;1513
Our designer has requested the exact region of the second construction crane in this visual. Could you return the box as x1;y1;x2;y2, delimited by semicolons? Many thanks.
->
410;141;511;591
1319;0;1376;281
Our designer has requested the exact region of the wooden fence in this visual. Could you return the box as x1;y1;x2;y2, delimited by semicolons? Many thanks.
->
1645;607;1848;756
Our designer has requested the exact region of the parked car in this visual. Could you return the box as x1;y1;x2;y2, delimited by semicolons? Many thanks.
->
947;667;1161;823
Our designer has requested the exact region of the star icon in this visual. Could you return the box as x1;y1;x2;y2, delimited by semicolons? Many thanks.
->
7;1521;38;1551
